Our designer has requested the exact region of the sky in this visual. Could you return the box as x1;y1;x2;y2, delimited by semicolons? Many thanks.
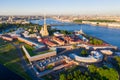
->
0;0;120;15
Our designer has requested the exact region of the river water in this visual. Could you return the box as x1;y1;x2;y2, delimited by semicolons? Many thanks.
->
31;18;120;48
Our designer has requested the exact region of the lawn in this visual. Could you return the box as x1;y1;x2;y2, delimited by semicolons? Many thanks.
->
24;44;54;56
24;44;35;56
0;43;31;80
36;50;54;55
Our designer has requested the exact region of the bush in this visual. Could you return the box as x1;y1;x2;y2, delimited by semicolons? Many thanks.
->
80;49;88;57
47;65;53;69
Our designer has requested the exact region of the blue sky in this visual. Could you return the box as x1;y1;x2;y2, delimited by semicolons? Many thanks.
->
0;0;120;15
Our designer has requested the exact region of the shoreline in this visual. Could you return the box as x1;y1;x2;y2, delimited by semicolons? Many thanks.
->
73;22;120;29
53;18;120;29
88;24;120;29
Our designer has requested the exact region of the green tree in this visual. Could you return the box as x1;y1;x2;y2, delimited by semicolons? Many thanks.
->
60;74;66;80
73;71;78;77
67;73;71;80
89;38;103;45
80;49;88;57
88;65;119;80
88;65;97;73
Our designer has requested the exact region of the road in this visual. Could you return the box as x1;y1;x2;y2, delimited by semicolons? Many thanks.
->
12;43;41;80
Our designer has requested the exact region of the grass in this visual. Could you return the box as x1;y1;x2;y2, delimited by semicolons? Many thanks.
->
0;43;31;80
24;44;54;56
42;75;53;80
29;50;54;56
36;50;54;55
24;44;35;56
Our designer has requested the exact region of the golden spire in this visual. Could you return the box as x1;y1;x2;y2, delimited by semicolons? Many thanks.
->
40;14;49;37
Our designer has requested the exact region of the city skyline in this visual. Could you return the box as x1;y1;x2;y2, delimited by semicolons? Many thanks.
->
0;0;120;15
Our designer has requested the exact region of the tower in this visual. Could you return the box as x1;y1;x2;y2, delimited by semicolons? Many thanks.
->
40;15;49;37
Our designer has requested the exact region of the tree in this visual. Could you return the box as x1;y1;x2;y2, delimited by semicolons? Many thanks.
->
113;56;120;73
58;64;119;80
76;70;81;75
98;68;119;80
74;71;78;77
60;30;72;35
60;74;66;80
88;65;97;73
89;38;103;45
80;49;88;57
67;73;71;80
73;78;77;80
88;65;119;80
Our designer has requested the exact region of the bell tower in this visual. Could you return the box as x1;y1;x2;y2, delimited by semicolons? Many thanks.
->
40;15;49;37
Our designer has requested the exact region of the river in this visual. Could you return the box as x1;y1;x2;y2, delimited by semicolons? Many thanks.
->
30;19;120;48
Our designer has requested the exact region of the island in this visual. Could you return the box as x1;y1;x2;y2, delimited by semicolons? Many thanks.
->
0;16;120;80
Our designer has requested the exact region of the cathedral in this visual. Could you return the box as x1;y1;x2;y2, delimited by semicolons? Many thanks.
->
40;16;49;37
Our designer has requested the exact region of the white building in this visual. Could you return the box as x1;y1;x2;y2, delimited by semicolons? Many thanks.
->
22;31;38;38
54;32;64;37
100;50;113;55
69;51;103;63
74;29;84;35
22;31;30;38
